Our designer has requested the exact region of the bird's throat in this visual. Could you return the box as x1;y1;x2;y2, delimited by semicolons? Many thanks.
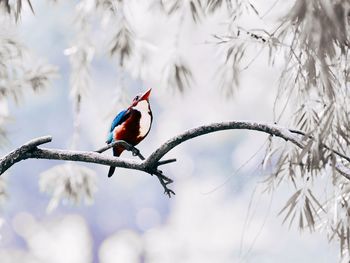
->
132;100;152;139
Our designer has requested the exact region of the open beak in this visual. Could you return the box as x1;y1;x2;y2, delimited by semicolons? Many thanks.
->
139;88;152;101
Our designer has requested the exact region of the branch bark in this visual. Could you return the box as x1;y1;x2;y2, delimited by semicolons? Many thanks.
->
0;121;349;197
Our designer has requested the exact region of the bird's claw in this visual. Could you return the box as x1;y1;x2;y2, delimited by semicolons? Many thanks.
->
131;148;140;156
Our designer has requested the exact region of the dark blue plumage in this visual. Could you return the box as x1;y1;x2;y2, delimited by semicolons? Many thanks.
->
110;109;128;132
106;109;129;144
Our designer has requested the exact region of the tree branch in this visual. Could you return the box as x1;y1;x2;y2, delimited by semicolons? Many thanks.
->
143;121;304;168
1;121;349;197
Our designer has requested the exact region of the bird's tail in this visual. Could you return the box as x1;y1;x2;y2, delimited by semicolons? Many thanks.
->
108;146;124;177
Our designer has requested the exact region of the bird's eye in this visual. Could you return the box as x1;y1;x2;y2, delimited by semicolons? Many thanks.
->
134;95;139;101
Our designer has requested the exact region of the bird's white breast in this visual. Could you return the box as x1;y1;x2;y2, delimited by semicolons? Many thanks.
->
133;100;152;138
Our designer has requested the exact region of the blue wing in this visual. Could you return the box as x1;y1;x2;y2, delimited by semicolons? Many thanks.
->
106;109;129;143
110;109;129;132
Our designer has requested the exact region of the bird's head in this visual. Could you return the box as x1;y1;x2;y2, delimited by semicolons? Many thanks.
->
130;88;152;108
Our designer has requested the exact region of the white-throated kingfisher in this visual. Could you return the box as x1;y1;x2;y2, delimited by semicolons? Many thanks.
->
106;88;153;177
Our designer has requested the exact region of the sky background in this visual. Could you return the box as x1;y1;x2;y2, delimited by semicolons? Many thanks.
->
0;0;340;262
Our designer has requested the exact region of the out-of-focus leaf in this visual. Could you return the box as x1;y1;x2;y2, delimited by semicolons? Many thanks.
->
163;56;193;92
217;42;246;97
24;64;58;91
39;163;97;213
188;0;205;23
307;189;324;212
0;34;57;103
279;187;323;231
0;0;11;13
248;2;259;16
0;0;35;20
279;189;301;222
262;147;279;170
297;140;313;164
158;0;182;14
206;0;232;13
304;197;315;230
110;23;133;67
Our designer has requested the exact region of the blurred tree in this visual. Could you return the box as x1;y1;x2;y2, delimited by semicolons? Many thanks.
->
1;0;350;260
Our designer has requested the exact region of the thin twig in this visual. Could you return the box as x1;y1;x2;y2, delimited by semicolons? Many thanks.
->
289;129;350;163
157;159;177;166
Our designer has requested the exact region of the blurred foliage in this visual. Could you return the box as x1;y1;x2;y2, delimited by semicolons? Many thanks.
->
162;56;193;92
161;0;350;259
0;0;34;21
0;0;57;207
0;4;57;146
39;163;97;213
109;21;134;66
200;0;350;258
256;1;350;259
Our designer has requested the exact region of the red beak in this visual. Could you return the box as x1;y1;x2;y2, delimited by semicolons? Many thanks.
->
139;88;152;101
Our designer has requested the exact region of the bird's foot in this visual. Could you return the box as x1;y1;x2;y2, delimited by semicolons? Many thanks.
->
121;143;145;160
131;148;142;157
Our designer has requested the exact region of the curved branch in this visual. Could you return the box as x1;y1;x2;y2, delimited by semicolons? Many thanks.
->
1;121;349;197
143;121;303;166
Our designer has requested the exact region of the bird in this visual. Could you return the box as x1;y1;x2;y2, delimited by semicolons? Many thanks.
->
106;88;153;177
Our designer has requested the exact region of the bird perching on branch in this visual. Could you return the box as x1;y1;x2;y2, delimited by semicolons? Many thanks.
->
106;88;153;177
